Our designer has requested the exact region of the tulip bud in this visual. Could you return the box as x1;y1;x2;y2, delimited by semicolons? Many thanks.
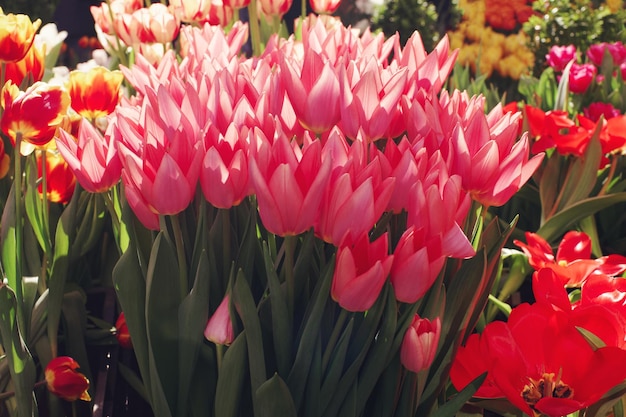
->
115;312;132;349
400;315;440;373
204;295;234;346
45;356;91;402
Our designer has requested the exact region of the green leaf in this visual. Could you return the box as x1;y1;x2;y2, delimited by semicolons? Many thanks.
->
1;185;18;304
538;192;626;242
0;285;36;417
177;252;211;417
48;183;80;357
319;318;354;411
263;243;292;377
233;269;267;416
256;373;298;417
61;291;92;384
554;60;573;111
556;125;603;213
145;232;182;417
214;332;248;417
112;239;151;405
430;373;487;417
24;156;49;253
287;256;334;410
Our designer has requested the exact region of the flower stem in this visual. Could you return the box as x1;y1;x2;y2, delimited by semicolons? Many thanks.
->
39;150;52;256
170;215;188;299
13;132;25;335
247;0;262;56
283;235;297;315
101;190;122;255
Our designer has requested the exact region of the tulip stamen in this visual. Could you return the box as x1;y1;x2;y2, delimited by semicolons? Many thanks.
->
521;372;574;413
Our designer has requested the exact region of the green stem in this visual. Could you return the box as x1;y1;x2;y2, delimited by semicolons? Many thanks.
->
216;343;225;370
101;190;122;255
321;308;349;371
283;235;297;316
13;132;25;336
39;150;52;256
301;0;306;22
170;215;188;298
247;0;262;56
221;208;231;280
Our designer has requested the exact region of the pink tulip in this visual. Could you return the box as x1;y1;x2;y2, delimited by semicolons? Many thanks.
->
309;0;341;14
584;102;621;122
204;295;234;346
315;141;395;245
545;45;576;72
339;58;407;141
224;0;251;10
200;125;250;209
587;41;626;67
280;49;341;134
113;84;204;227
258;0;293;18
378;137;421;213
400;315;440;373
390;225;447;303
201;0;234;27
249;125;331;236
56;119;122;193
332;232;393;312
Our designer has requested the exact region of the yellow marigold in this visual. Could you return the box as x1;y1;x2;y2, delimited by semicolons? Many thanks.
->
605;0;622;12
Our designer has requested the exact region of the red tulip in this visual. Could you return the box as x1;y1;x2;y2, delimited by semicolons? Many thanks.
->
204;295;234;346
1;81;70;148
45;357;91;402
400;315;440;373
115;312;132;349
56;119;122;193
452;302;626;417
514;231;626;287
0;11;41;62
309;0;341;14
68;67;124;120
3;43;45;86
36;143;76;204
331;232;393;312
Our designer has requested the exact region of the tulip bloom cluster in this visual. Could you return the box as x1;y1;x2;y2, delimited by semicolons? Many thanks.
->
97;18;539;317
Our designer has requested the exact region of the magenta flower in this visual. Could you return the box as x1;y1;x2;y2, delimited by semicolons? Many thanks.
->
545;45;576;72
583;102;621;121
568;63;596;94
204;295;234;346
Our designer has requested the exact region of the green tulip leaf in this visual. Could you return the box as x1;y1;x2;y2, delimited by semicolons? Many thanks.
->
430;372;487;417
177;252;211;417
319;318;354;411
214;332;248;417
0;285;36;417
112;238;151;404
538;192;626;243
145;231;182;417
287;255;334;410
24;156;49;254
263;243;292;377
233;269;267;416
256;373;298;417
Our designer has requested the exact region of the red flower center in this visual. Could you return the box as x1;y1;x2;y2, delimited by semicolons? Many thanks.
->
521;372;574;412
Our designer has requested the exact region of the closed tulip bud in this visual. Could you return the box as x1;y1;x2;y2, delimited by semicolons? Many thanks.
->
67;66;124;120
400;315;440;373
45;357;91;402
115;312;132;349
204;295;234;346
